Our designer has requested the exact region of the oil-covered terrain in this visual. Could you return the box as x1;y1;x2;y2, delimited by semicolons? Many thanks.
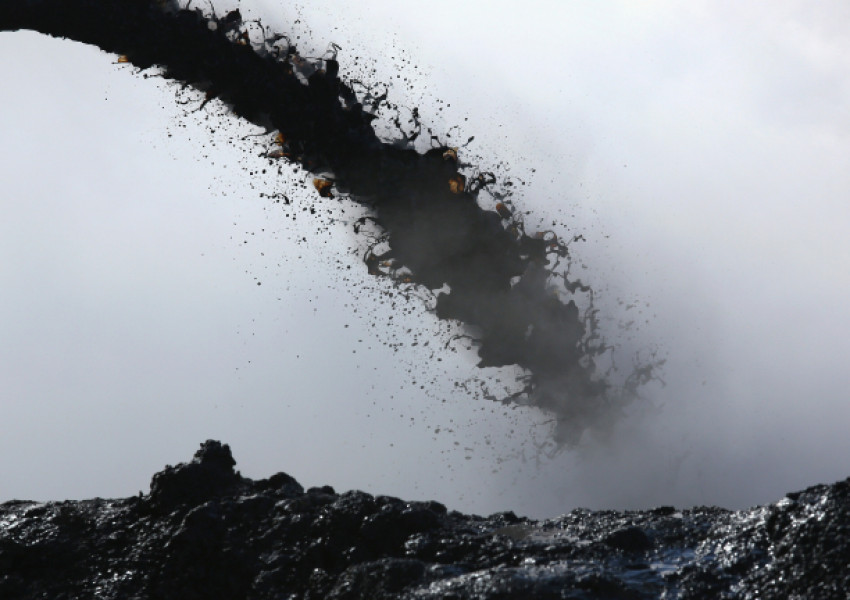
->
1;440;848;599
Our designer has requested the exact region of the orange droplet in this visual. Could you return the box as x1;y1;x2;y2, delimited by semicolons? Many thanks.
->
313;178;334;198
448;174;466;194
117;55;130;63
495;202;512;219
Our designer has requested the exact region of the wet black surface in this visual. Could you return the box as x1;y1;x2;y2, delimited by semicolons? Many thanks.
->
0;0;658;445
1;441;848;599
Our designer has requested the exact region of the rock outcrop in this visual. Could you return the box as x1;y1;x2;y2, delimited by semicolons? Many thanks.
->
1;441;848;599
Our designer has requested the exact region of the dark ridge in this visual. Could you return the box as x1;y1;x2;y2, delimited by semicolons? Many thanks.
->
2;440;849;599
0;0;655;444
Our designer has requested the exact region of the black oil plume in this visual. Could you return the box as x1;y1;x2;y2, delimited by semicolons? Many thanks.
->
1;0;657;445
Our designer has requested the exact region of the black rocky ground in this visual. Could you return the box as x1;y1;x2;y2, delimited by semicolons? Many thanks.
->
1;440;848;599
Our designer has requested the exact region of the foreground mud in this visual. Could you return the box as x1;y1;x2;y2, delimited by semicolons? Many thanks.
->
1;441;847;599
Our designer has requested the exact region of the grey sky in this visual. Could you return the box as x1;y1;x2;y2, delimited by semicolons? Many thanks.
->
2;1;849;518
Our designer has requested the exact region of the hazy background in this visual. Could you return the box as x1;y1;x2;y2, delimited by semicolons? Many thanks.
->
2;0;849;517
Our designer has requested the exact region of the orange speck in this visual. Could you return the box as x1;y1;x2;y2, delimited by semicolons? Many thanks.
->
495;202;512;219
448;174;466;194
313;178;334;198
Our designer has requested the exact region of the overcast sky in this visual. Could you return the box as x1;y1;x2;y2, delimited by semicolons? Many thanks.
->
2;0;849;518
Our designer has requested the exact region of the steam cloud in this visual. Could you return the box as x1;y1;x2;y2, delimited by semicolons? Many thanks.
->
1;0;657;446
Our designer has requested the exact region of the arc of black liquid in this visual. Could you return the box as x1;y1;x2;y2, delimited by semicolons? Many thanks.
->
1;0;649;446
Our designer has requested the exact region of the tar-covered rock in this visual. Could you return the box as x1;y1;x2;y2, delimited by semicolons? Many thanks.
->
1;441;849;599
